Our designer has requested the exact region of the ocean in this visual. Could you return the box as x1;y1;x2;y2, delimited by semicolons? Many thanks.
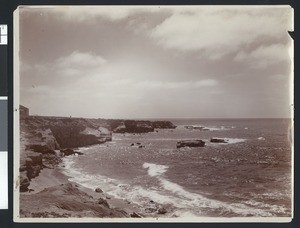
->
61;119;292;218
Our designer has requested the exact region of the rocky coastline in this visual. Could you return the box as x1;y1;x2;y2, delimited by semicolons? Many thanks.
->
19;115;176;218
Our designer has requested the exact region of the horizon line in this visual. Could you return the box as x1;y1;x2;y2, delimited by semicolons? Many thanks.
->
24;114;292;120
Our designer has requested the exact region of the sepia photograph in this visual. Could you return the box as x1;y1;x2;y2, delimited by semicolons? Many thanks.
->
14;5;293;222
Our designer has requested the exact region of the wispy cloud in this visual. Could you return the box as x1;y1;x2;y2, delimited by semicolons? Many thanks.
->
194;79;218;87
150;6;293;60
102;79;218;90
56;51;107;68
19;6;293;118
234;44;291;68
51;6;163;23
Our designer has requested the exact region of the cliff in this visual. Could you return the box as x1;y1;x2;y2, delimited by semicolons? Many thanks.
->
19;116;176;192
102;119;177;133
19;116;112;192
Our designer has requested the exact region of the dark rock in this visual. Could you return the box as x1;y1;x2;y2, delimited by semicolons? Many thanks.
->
28;188;35;192
149;200;154;203
98;198;110;208
124;120;154;133
152;121;177;129
193;126;205;130
50;123;109;148
95;188;103;193
27;153;42;165
176;140;205;148
111;119;176;133
20;172;30;192
145;207;157;213
25;158;33;166
19;165;27;172
24;153;43;180
210;138;227;143
130;212;142;218
130;143;145;148
27;165;42;180
27;144;56;154
42;154;62;168
157;207;167;214
60;148;74;156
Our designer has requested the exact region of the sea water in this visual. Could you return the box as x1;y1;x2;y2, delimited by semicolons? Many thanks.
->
62;119;292;217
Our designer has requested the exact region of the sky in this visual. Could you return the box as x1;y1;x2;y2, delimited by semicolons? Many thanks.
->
18;6;293;119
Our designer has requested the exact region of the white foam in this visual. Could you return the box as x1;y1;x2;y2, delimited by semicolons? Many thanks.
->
208;138;246;145
61;158;281;217
258;137;266;140
205;126;231;131
143;163;168;177
205;127;219;131
77;146;89;151
141;163;272;217
224;138;246;144
179;125;230;131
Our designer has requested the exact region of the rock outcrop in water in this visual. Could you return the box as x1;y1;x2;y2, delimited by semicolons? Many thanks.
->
111;120;176;133
210;138;228;143
152;121;177;129
176;140;205;148
19;115;177;191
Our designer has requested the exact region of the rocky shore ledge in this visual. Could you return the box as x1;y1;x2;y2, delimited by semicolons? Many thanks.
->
19;115;176;218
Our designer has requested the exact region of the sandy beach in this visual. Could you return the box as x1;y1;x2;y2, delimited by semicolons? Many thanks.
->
20;163;142;218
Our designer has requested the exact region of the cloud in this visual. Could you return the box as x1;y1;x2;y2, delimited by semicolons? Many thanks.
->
195;79;218;87
52;6;164;23
56;51;107;68
234;44;291;68
135;80;188;89
49;51;107;79
102;79;218;90
150;6;293;59
19;6;292;118
59;7;132;22
20;51;108;91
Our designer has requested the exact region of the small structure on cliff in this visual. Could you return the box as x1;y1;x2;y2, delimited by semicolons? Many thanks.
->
20;105;29;117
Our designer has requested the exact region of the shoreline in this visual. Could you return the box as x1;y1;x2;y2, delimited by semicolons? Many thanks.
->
18;117;292;219
20;159;144;218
